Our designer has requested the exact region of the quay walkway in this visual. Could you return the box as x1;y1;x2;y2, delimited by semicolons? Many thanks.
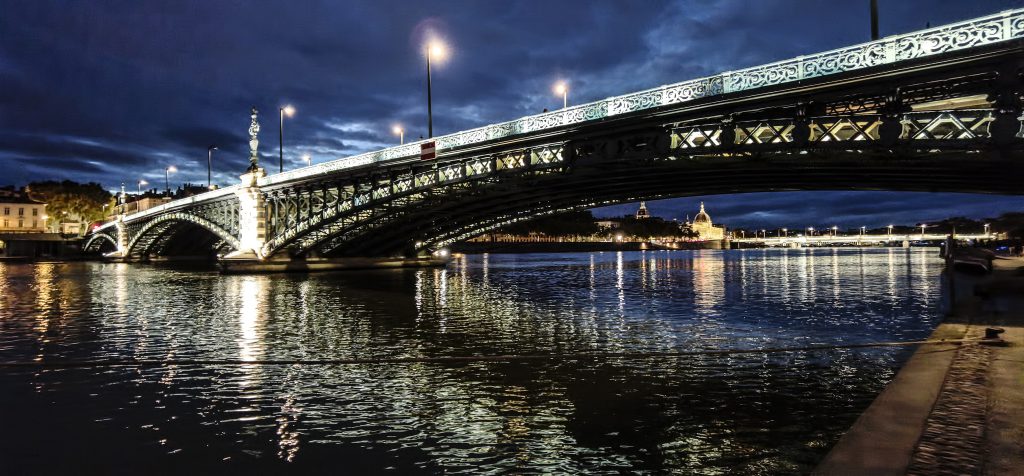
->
815;257;1024;475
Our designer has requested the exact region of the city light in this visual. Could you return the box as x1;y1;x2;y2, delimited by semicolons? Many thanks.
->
393;125;404;144
428;41;447;60
425;39;448;138
554;81;568;109
164;166;177;196
207;145;218;190
279;105;296;173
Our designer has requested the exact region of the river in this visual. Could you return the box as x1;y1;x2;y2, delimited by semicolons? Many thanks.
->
0;248;947;474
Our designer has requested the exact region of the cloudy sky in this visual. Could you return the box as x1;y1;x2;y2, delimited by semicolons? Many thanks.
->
1;0;1021;229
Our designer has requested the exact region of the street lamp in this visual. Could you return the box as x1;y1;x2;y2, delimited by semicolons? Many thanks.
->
554;81;568;109
920;224;927;237
207;145;217;189
831;225;838;237
137;179;148;195
860;226;866;238
984;223;991;236
279;105;296;173
807;226;814;236
393;125;404;145
887;224;893;238
302;154;312;167
164;166;177;196
425;40;447;138
781;228;787;237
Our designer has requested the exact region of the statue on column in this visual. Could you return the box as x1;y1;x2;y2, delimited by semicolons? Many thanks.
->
247;106;261;172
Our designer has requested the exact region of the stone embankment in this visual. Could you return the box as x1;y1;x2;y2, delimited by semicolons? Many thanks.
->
815;257;1024;475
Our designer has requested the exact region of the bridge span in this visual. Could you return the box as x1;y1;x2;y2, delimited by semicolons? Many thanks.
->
732;233;992;247
85;9;1024;270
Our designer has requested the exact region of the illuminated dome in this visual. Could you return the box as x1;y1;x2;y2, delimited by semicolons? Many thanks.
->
693;202;711;225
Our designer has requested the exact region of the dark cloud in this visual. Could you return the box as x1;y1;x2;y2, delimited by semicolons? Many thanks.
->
0;0;1021;224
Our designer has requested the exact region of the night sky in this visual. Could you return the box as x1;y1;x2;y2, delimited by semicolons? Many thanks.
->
1;0;1021;229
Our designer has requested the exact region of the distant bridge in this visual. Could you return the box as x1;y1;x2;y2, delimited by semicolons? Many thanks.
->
731;233;993;247
85;9;1024;270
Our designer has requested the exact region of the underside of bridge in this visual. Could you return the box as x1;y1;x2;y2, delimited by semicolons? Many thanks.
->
95;35;1024;265
333;150;1021;257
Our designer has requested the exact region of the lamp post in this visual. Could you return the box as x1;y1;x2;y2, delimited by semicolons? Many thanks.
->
164;166;177;196
302;154;312;167
831;225;838;237
279;105;296;173
554;82;568;109
807;226;814;237
984;223;991;236
137;179;147;195
207;145;217;189
920;224;927;237
781;228;787;237
426;41;447;138
860;226;866;238
887;224;893;238
393;125;404;145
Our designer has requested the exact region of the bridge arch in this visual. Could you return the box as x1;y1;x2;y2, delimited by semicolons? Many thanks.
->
82;231;118;253
126;212;241;260
255;103;1024;259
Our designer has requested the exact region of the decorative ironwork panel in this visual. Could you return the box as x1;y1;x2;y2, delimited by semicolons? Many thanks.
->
904;110;993;139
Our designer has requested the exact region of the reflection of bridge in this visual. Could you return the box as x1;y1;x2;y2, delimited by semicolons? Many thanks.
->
732;233;991;247
85;10;1024;270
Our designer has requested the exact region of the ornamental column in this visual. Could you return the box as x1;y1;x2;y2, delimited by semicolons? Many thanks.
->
111;183;129;258
226;107;269;260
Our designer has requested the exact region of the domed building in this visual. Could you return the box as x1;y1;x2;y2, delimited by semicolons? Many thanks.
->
688;202;725;241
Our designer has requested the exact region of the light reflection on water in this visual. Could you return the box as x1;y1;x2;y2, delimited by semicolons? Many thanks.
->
0;248;946;474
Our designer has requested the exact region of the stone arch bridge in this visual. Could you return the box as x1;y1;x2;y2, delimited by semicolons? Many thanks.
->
86;9;1024;270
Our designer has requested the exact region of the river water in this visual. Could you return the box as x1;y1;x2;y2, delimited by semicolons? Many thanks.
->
0;248;947;474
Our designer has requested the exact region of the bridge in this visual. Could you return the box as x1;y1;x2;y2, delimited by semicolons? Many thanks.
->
85;9;1024;271
731;233;992;247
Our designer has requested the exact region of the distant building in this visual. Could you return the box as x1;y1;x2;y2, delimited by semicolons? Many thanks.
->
121;196;172;215
635;201;650;219
688;202;725;241
0;189;47;233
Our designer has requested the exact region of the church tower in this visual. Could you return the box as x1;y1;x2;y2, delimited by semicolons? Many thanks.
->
636;201;650;219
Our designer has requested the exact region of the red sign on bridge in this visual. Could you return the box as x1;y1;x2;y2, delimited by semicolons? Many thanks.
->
420;141;436;161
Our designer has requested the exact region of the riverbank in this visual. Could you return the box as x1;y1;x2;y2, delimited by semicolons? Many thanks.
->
451;240;724;254
815;256;1024;475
